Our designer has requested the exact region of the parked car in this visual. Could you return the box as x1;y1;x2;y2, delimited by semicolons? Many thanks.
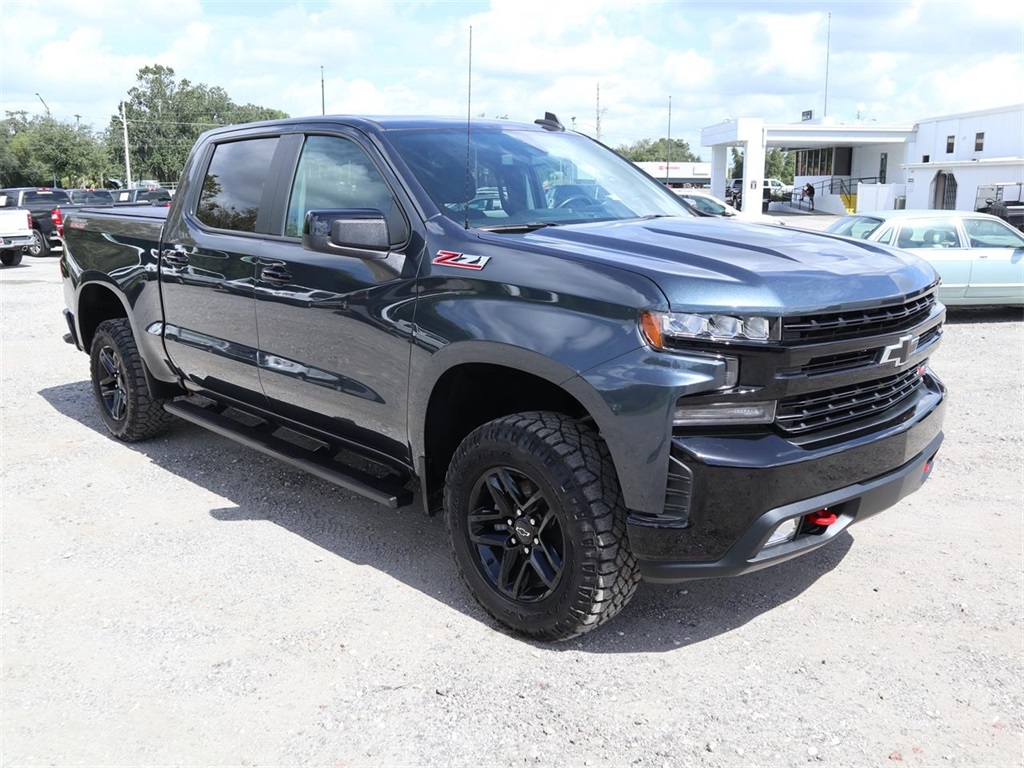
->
826;210;1024;306
59;113;946;640
0;187;71;255
726;178;743;202
0;207;34;266
765;178;794;198
727;179;794;210
673;189;786;226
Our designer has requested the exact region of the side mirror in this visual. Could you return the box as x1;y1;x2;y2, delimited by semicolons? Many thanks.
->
303;209;391;259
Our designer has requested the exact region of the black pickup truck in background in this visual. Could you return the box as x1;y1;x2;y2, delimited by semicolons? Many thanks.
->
0;186;71;256
60;114;946;640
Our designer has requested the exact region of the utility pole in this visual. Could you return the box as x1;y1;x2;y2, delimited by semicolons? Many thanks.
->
823;12;831;118
595;83;602;142
35;93;50;117
666;96;672;183
321;65;325;115
121;101;133;188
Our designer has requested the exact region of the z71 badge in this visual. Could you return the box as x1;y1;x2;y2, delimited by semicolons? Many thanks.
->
432;250;491;270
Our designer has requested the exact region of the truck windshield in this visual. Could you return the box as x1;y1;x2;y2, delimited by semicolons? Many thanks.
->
387;127;692;229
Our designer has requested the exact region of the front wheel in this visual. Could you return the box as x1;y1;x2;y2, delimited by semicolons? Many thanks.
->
445;412;639;641
89;319;174;442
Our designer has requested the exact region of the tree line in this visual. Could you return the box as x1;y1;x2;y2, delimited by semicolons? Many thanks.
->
614;141;795;185
2;66;794;190
0;65;287;189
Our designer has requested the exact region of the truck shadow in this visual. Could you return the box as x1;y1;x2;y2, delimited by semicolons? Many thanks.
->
41;379;851;654
943;306;1023;324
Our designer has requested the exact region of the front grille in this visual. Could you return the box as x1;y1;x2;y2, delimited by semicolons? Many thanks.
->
776;366;925;435
796;349;879;376
788;324;943;378
784;292;936;344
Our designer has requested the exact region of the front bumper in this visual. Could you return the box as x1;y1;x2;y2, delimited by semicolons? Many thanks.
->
629;377;945;582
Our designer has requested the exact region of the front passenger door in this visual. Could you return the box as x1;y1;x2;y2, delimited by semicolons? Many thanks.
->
254;132;419;459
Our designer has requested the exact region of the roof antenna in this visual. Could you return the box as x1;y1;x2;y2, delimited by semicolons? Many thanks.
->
535;112;564;132
464;25;473;231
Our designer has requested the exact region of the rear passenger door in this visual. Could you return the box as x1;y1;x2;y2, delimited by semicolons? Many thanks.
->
253;130;420;458
961;217;1024;303
159;132;287;408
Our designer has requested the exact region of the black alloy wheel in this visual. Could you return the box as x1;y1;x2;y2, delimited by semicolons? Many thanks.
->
445;411;639;641
466;466;566;603
89;318;174;441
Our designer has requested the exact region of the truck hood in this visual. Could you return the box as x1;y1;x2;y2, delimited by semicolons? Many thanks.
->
517;217;939;314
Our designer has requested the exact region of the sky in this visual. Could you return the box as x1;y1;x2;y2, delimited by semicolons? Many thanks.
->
1;0;1022;159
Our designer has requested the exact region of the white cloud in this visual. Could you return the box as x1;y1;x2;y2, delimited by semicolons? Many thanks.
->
0;0;1019;159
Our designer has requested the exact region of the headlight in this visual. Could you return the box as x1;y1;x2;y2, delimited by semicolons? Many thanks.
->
641;310;780;348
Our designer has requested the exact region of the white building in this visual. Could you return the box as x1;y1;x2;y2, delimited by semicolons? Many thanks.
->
701;103;1024;216
633;161;711;187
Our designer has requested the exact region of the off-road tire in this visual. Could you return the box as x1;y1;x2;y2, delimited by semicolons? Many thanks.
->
89;319;174;442
26;229;49;257
445;411;640;641
0;250;23;266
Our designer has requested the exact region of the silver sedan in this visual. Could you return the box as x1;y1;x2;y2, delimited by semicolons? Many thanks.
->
826;209;1024;307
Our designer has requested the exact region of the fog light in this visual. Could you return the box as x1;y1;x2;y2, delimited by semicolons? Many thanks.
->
673;400;776;426
764;518;799;548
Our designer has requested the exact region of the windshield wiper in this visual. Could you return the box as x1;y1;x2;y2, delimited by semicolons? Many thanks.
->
476;222;564;233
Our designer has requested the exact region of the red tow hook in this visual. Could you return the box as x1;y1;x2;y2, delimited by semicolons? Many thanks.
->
804;508;837;527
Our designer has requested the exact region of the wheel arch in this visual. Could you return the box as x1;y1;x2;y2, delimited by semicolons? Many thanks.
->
74;277;184;401
412;342;621;514
76;278;131;353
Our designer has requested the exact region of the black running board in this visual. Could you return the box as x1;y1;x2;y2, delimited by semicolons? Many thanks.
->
164;399;413;509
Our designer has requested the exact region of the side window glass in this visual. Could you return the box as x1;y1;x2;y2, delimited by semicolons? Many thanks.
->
285;135;394;238
197;137;279;232
963;218;1024;248
919;220;962;248
876;226;893;245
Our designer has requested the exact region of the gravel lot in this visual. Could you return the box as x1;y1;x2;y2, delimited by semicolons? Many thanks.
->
2;236;1022;767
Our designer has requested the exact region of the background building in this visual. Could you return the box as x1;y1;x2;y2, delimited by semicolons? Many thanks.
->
701;104;1024;216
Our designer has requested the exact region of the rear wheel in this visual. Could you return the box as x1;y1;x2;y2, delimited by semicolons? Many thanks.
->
26;229;49;257
89;319;174;441
445;412;639;641
0;250;22;266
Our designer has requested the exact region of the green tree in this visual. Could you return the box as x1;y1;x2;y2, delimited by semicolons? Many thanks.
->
765;148;786;181
106;65;289;185
615;138;700;163
729;147;743;180
729;147;794;184
1;111;112;188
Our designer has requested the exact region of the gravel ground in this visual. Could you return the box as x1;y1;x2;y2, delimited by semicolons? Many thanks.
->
2;243;1022;767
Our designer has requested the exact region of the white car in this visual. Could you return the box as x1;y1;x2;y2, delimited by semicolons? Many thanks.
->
673;189;786;226
826;210;1024;307
0;207;33;266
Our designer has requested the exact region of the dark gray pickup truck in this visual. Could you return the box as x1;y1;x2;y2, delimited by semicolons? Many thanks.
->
60;114;946;640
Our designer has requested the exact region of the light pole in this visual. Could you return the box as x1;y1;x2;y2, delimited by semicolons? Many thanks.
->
35;92;57;185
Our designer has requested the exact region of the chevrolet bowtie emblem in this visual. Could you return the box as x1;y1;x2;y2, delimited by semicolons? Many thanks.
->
878;334;920;367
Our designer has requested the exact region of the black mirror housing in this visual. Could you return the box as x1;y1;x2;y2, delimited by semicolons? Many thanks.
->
303;209;391;258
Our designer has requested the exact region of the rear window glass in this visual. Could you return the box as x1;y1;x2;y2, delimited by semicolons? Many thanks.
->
69;190;114;204
23;190;71;205
197;138;279;232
